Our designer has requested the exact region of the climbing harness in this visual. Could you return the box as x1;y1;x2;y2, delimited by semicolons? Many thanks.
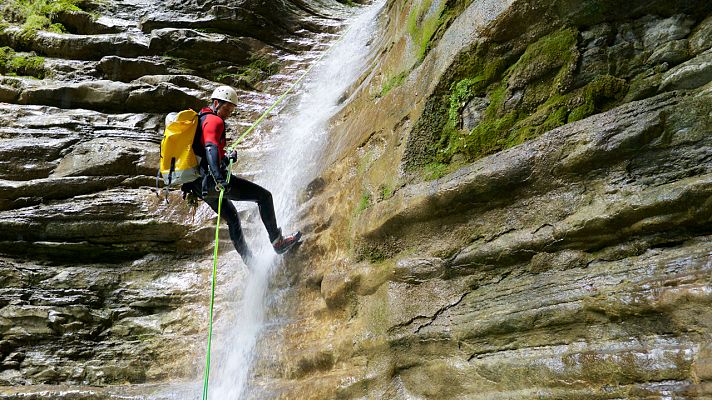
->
200;24;354;400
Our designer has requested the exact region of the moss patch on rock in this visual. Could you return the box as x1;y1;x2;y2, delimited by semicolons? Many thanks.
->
0;46;45;78
407;0;476;62
1;0;92;38
407;0;447;61
214;54;280;89
356;191;371;214
568;75;629;122
379;71;408;98
407;27;632;174
507;28;578;92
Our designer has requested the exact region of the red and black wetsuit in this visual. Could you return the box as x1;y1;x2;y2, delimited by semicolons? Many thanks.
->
193;107;227;180
185;107;281;263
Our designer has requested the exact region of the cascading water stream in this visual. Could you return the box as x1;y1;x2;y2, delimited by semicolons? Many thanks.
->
201;2;386;398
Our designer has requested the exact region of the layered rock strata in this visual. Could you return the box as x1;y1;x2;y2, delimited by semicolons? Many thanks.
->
250;0;712;398
0;0;351;395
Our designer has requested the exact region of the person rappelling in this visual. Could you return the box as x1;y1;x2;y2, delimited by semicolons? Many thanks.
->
165;86;302;265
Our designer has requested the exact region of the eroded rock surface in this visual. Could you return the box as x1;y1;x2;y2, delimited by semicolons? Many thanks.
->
0;0;351;395
1;0;711;398
246;0;712;399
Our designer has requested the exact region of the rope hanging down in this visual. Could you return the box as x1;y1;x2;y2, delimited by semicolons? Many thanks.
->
201;23;354;400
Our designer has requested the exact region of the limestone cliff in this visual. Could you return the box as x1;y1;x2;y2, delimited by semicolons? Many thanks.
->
0;0;350;397
0;0;711;399
252;0;712;398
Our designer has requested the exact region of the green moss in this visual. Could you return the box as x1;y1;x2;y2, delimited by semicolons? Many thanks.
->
423;162;449;180
0;46;12;64
508;28;578;91
423;29;583;165
407;0;447;61
356;191;371;214
234;58;274;82
381;185;393;200
0;46;45;78
8;54;45;77
447;79;478;124
407;23;635;181
379;71;408;98
568;75;629;123
215;55;281;87
2;0;86;37
438;82;520;160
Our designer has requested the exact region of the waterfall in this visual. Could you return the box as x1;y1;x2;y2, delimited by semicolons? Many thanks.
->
203;2;386;399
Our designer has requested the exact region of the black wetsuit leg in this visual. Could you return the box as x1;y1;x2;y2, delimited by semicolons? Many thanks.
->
222;175;280;242
184;175;281;260
201;195;250;259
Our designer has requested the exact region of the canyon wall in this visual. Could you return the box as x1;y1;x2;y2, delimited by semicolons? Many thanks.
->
255;0;712;398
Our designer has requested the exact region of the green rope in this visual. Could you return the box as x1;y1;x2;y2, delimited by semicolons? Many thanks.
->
200;23;354;399
202;183;226;400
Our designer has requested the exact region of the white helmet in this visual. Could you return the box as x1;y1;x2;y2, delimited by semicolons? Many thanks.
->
211;86;238;105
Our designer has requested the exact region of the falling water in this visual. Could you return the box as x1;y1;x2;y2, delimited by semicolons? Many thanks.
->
204;2;386;399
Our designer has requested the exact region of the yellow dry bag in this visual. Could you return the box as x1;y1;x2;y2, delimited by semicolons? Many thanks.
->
159;109;201;187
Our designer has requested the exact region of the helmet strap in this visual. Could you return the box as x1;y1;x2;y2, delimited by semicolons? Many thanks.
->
210;100;225;114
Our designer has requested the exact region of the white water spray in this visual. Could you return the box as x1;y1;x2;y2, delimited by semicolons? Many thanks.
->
205;2;385;399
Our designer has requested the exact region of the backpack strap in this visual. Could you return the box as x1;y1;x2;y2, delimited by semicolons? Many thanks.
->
193;109;218;157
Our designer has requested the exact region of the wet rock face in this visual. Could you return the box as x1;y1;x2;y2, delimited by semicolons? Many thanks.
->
0;0;346;393
248;0;712;398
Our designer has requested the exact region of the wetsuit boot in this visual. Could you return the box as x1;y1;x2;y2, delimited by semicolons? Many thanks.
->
271;229;302;254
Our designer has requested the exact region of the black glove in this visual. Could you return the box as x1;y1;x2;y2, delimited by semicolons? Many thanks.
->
227;150;238;163
222;149;238;168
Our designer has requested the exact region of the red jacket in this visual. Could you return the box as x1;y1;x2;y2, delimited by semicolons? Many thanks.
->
199;107;226;162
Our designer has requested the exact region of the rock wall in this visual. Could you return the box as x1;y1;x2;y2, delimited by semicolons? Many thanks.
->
253;0;712;398
1;0;711;398
0;0;350;396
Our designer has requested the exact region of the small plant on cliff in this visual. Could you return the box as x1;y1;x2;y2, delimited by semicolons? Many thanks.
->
356;191;371;214
381;185;393;200
423;162;448;180
0;46;45;78
1;0;88;37
378;71;408;98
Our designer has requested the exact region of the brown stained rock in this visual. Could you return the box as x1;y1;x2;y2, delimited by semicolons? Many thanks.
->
0;85;19;103
320;261;359;308
694;343;712;381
